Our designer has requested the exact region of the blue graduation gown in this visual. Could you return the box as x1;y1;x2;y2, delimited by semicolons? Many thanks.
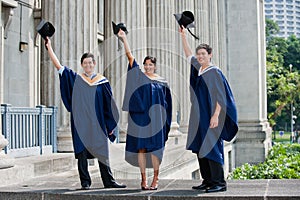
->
59;67;119;159
186;56;238;165
122;60;172;167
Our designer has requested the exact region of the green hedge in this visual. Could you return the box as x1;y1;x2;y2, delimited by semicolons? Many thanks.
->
229;143;300;179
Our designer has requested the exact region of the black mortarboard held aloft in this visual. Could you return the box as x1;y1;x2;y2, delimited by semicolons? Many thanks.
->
36;19;55;50
174;11;199;40
112;21;128;51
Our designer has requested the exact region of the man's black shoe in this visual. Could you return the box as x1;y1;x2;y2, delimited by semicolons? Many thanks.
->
192;183;208;190
105;182;127;188
81;185;90;190
206;185;226;193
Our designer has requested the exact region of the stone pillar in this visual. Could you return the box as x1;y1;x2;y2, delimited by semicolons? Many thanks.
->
175;0;194;134
0;0;5;160
217;0;228;75
103;0;147;142
0;1;3;111
0;1;14;169
195;0;209;43
146;0;182;138
226;0;272;166
208;0;219;67
41;0;98;151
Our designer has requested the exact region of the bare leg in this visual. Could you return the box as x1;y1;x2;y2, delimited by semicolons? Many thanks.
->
150;154;160;190
138;149;148;189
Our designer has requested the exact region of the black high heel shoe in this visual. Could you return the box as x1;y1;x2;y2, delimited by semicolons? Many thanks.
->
141;181;149;190
149;180;158;190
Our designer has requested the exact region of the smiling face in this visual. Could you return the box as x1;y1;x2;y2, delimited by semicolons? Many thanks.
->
81;57;96;75
143;56;157;75
80;53;96;75
195;44;212;67
143;59;156;74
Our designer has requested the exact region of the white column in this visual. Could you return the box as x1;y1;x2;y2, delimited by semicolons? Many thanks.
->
226;0;271;166
0;2;3;111
0;1;5;153
217;0;228;74
195;0;209;43
103;0;147;142
175;0;194;134
0;1;14;169
41;0;98;151
147;0;181;137
208;0;219;67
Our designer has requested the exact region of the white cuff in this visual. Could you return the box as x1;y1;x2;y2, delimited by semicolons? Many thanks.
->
57;66;65;75
187;55;193;64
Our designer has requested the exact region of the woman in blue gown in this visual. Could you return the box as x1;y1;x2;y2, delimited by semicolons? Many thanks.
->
118;30;172;190
179;27;238;193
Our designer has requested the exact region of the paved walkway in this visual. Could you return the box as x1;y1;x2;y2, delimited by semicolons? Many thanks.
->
0;136;299;199
0;170;299;200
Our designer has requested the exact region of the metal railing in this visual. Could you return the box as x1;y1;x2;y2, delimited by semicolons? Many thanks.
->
1;104;57;158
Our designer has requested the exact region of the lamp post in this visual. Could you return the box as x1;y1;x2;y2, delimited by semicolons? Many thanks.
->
289;64;296;143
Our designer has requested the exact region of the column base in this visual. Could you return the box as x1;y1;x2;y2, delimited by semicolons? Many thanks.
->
57;128;74;152
235;120;272;167
117;124;127;143
169;122;182;137
179;123;189;134
0;135;14;169
0;152;14;169
118;130;127;143
168;122;182;145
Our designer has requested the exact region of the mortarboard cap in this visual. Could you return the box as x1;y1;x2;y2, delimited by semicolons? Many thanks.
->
174;11;195;28
36;19;55;40
174;11;199;40
112;21;128;51
112;21;128;35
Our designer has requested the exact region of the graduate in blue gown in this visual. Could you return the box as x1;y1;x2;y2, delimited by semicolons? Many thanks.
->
179;27;238;193
45;37;126;190
118;30;172;190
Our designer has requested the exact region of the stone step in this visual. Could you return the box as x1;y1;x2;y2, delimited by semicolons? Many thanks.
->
0;153;76;186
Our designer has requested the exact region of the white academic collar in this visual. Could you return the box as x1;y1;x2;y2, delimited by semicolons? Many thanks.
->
79;74;109;86
83;72;97;79
198;64;218;76
144;73;168;83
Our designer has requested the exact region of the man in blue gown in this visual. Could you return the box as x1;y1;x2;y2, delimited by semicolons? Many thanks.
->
45;38;126;190
179;27;238;193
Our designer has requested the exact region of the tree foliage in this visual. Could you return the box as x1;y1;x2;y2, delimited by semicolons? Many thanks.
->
266;19;300;129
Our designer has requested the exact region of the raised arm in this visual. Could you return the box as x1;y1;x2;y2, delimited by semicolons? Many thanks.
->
179;26;193;58
45;37;62;71
117;30;134;67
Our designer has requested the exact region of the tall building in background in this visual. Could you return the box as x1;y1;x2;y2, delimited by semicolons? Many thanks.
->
265;0;300;38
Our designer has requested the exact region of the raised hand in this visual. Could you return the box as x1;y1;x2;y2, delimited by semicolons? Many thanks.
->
179;25;186;36
45;36;51;50
117;29;126;42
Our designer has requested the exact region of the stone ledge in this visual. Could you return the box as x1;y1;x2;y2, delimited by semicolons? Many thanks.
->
0;179;299;200
0;153;76;186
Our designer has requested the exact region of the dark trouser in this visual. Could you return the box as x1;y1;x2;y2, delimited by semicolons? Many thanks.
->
198;157;226;187
77;149;116;187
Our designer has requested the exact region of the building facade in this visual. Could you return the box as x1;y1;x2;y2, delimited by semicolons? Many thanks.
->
0;0;271;172
265;0;300;38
